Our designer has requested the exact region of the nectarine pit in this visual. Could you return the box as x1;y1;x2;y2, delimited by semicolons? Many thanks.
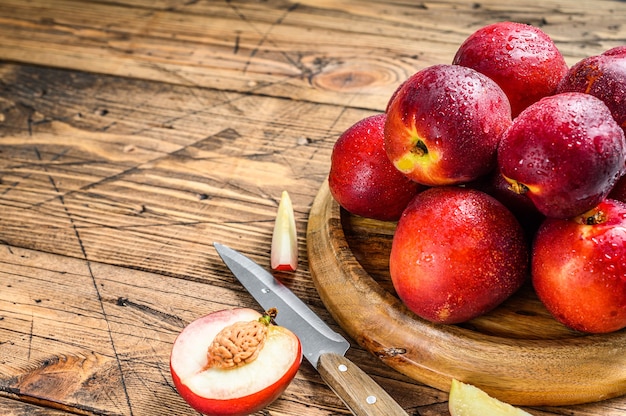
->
205;308;277;369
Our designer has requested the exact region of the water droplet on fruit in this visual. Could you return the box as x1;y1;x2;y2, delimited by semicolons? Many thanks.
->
415;252;434;265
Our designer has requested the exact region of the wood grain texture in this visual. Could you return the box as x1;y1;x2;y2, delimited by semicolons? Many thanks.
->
307;180;626;410
0;63;420;415
0;0;626;414
0;396;77;416
1;0;626;110
0;244;359;416
0;62;356;280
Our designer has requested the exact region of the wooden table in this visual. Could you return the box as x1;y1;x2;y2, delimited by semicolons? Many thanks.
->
0;1;625;415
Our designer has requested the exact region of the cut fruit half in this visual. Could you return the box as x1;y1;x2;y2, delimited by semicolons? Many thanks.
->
170;308;302;416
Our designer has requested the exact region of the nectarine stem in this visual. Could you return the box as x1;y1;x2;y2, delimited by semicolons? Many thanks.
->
508;181;529;195
581;210;607;225
412;140;428;157
260;307;278;326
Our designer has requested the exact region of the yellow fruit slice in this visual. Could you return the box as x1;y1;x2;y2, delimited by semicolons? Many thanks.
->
449;379;533;416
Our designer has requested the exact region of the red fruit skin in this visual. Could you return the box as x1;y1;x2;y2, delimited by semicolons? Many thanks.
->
384;64;512;186
532;199;626;334
170;359;300;416
497;92;626;219
453;21;568;117
465;170;545;240
557;51;626;135
389;187;528;324
603;45;626;57
609;174;626;202
329;113;424;221
170;309;302;416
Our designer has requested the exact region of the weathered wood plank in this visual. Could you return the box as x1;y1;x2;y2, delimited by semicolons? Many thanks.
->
0;0;624;111
0;63;370;296
0;243;440;415
0;396;77;415
0;62;378;414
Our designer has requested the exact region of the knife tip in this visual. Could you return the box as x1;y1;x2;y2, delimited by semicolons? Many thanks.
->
213;242;232;256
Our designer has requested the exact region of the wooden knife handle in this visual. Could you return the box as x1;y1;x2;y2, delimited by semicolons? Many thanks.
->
317;352;409;416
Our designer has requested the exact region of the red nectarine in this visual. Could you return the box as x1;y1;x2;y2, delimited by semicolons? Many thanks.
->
532;199;626;334
389;187;528;324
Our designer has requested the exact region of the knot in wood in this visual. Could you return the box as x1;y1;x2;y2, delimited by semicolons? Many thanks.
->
206;320;268;369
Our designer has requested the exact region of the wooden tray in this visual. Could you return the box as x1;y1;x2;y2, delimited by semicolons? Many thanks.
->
306;180;626;406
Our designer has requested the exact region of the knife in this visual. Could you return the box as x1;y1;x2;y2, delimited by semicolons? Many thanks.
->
214;242;409;416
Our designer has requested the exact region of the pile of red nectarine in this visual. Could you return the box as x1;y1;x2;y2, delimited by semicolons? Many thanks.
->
329;21;626;334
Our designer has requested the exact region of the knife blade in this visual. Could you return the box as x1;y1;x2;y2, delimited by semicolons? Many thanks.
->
214;242;408;416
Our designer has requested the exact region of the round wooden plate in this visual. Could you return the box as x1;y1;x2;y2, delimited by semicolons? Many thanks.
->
306;180;626;406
